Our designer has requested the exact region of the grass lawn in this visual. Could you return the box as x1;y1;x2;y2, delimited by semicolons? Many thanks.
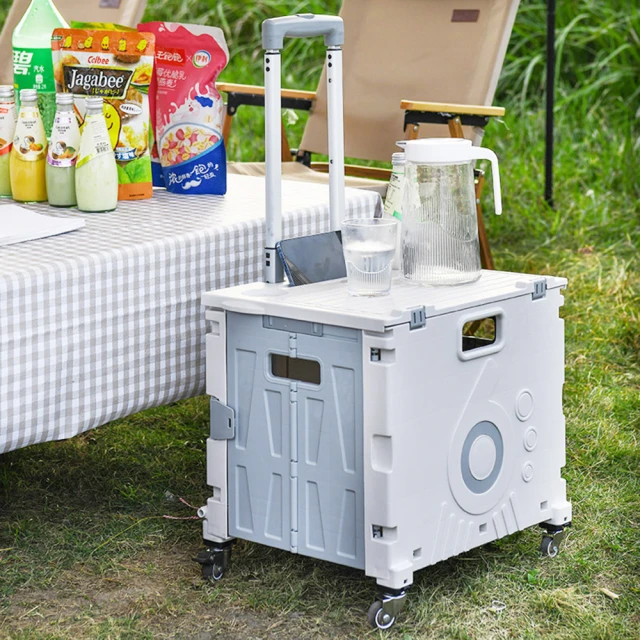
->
1;0;639;638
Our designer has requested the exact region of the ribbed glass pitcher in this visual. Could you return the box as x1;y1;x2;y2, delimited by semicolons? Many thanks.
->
402;139;501;285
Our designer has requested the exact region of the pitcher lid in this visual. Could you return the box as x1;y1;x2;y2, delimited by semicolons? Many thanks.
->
403;138;473;164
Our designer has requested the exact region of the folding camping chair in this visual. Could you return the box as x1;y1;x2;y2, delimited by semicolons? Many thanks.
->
0;0;149;85
221;0;520;269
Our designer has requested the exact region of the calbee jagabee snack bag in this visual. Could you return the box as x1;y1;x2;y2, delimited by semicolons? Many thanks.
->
139;22;228;195
51;28;155;200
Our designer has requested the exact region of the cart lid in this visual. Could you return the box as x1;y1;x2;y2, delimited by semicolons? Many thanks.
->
202;270;566;333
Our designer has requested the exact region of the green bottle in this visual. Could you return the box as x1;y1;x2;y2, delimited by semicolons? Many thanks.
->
12;0;68;137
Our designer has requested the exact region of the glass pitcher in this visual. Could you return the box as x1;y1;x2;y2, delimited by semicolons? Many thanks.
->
401;139;501;285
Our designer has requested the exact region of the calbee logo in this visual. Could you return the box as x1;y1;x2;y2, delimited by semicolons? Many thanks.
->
192;50;211;68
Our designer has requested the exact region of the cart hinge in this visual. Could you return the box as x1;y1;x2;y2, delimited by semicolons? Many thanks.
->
532;278;547;300
290;460;298;478
209;397;235;440
289;381;298;404
289;333;297;357
290;529;298;553
410;306;427;330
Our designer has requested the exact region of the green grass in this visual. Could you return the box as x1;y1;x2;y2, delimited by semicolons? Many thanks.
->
1;0;639;638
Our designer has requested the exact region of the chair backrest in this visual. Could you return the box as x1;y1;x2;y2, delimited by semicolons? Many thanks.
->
0;0;148;84
300;0;520;162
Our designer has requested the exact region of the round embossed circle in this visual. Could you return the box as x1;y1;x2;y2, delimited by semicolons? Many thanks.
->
461;421;504;494
516;390;534;421
524;427;538;451
522;462;534;482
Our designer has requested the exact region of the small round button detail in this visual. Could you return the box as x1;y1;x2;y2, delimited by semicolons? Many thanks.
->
522;462;534;482
524;427;538;451
516;390;534;421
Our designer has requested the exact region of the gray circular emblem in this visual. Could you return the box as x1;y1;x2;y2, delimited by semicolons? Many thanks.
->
461;421;504;494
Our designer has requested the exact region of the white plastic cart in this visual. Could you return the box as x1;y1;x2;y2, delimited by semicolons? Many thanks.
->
195;15;572;630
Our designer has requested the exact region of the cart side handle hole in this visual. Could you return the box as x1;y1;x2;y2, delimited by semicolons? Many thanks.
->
462;316;497;352
271;353;321;385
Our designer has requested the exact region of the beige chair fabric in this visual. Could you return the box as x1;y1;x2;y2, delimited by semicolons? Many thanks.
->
0;0;148;84
228;161;388;197
301;0;520;162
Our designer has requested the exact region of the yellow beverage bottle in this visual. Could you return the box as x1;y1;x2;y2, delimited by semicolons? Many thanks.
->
0;85;17;198
10;88;47;202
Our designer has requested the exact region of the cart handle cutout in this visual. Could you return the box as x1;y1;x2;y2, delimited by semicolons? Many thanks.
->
271;353;321;385
462;316;497;352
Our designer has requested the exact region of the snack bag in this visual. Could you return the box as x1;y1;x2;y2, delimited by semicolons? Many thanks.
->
51;29;155;200
139;22;228;195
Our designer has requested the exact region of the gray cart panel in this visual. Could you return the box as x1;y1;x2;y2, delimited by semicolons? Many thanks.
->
227;312;364;568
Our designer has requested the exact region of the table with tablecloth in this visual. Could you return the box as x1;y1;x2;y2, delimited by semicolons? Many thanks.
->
0;174;381;454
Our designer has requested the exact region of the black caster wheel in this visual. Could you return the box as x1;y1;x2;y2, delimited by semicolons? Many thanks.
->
201;562;224;582
540;535;559;558
193;541;233;582
367;600;396;630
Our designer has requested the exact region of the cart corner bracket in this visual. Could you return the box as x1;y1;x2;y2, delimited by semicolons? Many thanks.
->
210;398;235;440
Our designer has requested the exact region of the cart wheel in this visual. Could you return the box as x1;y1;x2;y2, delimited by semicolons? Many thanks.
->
367;600;396;630
202;562;225;582
540;535;559;558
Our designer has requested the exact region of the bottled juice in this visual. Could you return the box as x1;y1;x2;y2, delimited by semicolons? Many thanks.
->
12;0;68;137
0;86;17;197
76;97;117;213
10;88;47;202
46;93;80;206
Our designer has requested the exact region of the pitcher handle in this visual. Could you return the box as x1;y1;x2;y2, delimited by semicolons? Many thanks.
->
469;147;502;216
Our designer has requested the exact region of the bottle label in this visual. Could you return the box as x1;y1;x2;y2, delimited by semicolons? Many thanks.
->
12;107;47;161
384;168;405;220
77;114;113;168
47;113;80;167
0;101;17;156
13;48;56;93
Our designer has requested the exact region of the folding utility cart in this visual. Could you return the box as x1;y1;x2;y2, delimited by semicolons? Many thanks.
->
195;15;572;630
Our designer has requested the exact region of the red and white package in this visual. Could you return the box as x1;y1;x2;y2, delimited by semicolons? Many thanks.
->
139;22;229;194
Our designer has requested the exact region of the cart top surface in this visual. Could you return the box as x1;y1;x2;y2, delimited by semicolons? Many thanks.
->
202;270;567;332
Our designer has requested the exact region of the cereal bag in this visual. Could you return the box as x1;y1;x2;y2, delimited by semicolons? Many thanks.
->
51;28;155;200
139;22;228;195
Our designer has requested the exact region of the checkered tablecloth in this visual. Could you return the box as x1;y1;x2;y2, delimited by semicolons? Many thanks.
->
0;174;381;454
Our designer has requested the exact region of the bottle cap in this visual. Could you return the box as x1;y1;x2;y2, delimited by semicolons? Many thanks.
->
56;93;74;106
0;85;14;99
391;152;405;164
20;88;37;103
85;96;104;109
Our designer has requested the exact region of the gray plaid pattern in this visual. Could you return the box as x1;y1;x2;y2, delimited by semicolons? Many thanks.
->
0;175;381;453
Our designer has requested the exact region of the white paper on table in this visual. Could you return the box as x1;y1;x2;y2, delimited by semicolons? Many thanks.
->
0;205;85;246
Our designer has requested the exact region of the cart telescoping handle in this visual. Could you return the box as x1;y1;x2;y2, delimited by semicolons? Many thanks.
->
262;14;346;284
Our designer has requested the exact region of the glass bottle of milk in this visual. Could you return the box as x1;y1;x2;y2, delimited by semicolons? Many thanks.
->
46;93;80;207
0;86;17;198
75;96;117;213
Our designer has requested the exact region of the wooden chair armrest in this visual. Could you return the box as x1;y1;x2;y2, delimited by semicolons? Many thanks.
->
400;100;505;118
311;162;391;181
217;82;316;101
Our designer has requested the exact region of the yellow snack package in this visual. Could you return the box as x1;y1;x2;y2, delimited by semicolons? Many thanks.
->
51;28;155;200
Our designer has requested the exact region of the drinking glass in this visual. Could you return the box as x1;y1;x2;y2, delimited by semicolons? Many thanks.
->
341;217;398;296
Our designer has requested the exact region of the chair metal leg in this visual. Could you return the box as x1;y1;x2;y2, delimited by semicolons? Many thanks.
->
404;123;420;140
222;110;234;147
447;115;465;139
